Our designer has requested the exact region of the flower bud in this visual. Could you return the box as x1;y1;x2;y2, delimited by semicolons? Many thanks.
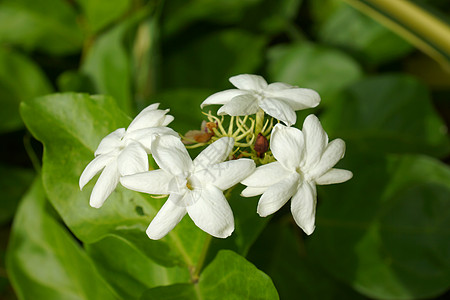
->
254;133;269;158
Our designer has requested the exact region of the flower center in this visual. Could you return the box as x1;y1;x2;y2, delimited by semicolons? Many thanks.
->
186;180;194;190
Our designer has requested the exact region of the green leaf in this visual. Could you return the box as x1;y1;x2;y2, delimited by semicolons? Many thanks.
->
0;0;83;55
162;29;267;90
141;250;279;300
315;2;413;65
20;93;207;269
248;222;366;300
86;235;190;299
82;11;147;114
76;0;131;33
6;177;119;300
0;48;52;133
0;164;34;224
308;154;450;299
267;42;363;106
321;74;450;157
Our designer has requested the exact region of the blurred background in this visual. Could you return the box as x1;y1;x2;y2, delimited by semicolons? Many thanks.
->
0;0;449;299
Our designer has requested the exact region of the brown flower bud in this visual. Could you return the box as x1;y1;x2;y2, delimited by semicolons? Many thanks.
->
254;133;269;158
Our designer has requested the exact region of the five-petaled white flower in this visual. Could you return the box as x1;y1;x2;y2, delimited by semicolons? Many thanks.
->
120;136;255;240
79;103;177;208
241;115;352;235
200;74;320;126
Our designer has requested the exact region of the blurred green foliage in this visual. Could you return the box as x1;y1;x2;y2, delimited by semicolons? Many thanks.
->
1;0;449;299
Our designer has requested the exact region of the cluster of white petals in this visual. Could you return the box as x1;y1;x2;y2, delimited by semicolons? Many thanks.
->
201;74;320;126
241;115;353;235
79;103;177;208
120;136;255;239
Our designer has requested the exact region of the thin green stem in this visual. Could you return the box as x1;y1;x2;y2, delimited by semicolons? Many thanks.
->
192;235;213;283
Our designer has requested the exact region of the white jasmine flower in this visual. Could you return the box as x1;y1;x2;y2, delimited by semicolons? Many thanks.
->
241;115;352;235
120;136;255;240
79;103;177;208
201;74;320;126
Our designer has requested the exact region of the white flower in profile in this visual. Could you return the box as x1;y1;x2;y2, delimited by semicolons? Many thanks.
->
79;103;177;208
120;136;255;240
241;115;352;235
201;74;320;126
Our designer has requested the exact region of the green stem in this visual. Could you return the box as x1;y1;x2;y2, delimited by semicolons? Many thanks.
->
192;235;212;283
255;109;265;136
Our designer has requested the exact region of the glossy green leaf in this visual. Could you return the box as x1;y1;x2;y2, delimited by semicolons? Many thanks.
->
316;3;413;64
162;30;267;90
82;12;147;114
6;177;119;300
0;0;83;55
20;93;207;269
0;48;52;133
308;154;450;299
141;250;279;300
86;235;190;299
76;0;131;33
321;74;450;157
0;164;34;224
248;222;366;300
267;42;363;106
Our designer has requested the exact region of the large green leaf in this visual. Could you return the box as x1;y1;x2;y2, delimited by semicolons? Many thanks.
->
308;154;450;299
314;1;413;65
321;74;450;157
141;250;279;300
86;235;190;299
6;177;119;300
0;48;52;133
0;0;83;55
267;42;363;106
162;29;267;90
76;0;131;33
248;222;367;300
20;93;207;269
0;164;34;224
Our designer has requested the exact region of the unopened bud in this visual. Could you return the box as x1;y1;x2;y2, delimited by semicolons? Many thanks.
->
254;133;269;158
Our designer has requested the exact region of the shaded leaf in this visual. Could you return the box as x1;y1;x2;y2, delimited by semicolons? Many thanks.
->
76;0;131;33
6;177;119;300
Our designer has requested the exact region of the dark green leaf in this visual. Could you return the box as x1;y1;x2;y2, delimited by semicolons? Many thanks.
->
76;0;131;33
20;93;207;268
6;177;119;299
0;48;52;133
321;74;450;157
141;250;279;300
86;235;190;299
0;0;83;55
308;154;450;299
267;42;363;106
0;164;34;224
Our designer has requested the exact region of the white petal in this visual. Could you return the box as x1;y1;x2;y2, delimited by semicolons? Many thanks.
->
186;186;234;238
151;135;192;175
127;109;171;132
126;127;179;152
309;139;346;179
241;161;290;187
241;186;267;197
196;159;255;191
270;124;304;170
217;94;259;116
79;153;116;190
95;128;125;156
302;115;328;168
271;88;320;110
146;194;187;240
266;82;293;91
162;115;174;126
200;89;247;108
257;172;300;217
259;98;297;126
193;137;234;168
89;160;120;208
117;143;148;176
229;74;268;91
120;169;173;194
315;168;353;185
291;181;317;235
